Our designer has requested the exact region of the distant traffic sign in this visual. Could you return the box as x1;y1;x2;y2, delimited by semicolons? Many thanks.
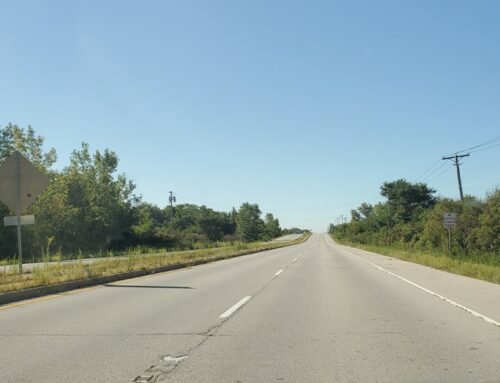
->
443;212;457;229
0;151;49;214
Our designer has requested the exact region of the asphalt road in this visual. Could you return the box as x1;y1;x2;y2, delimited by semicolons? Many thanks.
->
272;234;304;242
1;234;499;383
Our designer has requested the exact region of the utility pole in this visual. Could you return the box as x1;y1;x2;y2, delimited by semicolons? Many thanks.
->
169;190;176;207
442;153;470;201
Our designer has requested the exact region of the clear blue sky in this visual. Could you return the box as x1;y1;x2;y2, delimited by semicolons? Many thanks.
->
1;1;499;232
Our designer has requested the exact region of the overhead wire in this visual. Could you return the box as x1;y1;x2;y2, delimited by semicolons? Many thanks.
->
270;203;366;212
420;161;448;183
468;141;500;154
448;135;500;156
415;158;442;181
426;164;454;183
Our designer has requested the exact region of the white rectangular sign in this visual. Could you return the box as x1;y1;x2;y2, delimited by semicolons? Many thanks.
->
4;215;35;226
443;212;457;229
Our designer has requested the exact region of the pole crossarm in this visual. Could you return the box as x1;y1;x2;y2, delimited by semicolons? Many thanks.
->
442;153;470;161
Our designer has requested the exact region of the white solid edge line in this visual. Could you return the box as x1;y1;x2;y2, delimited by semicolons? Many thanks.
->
343;249;500;328
219;296;252;319
275;269;284;276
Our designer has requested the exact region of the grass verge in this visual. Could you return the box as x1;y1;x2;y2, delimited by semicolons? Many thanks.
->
0;233;310;294
332;236;500;285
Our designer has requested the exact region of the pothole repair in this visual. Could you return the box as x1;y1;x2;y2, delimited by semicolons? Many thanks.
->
131;355;190;382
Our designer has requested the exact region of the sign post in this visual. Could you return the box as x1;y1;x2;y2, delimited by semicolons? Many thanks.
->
443;213;457;255
15;151;22;274
0;151;49;273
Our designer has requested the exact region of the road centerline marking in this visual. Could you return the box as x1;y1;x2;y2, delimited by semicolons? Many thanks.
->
275;269;284;276
343;248;500;328
220;296;252;319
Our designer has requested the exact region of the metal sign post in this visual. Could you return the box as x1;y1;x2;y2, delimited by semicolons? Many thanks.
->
448;228;451;254
15;151;22;273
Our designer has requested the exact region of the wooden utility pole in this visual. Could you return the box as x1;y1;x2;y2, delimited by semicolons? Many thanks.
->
442;153;470;201
169;190;176;207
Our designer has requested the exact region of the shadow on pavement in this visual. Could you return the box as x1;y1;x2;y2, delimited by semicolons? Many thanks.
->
104;284;194;289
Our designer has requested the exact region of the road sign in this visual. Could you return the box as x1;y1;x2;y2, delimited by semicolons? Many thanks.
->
0;151;49;214
0;151;49;273
4;215;35;226
443;212;457;229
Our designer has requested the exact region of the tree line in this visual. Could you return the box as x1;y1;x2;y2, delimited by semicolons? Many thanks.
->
0;124;290;260
329;179;499;255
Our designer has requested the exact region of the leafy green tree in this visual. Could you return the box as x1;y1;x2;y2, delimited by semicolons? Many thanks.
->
26;173;79;256
56;143;137;252
0;203;15;258
166;204;199;232
468;189;500;251
380;179;435;223
264;213;281;239
350;209;362;222
161;204;236;245
0;123;57;169
236;203;264;241
131;202;164;242
358;203;374;219
331;178;499;256
198;206;226;241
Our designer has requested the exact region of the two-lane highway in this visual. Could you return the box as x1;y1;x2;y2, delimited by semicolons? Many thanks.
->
1;234;499;382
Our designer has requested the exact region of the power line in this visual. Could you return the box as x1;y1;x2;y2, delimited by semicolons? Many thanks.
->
416;159;442;181
438;135;500;200
270;202;364;212
468;141;500;154
451;135;500;156
421;161;448;183
416;135;499;186
426;164;454;183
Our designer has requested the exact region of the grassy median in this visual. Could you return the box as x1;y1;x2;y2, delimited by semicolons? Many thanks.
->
333;237;500;285
0;233;310;294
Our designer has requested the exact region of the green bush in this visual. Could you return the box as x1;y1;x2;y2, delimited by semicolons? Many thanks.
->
330;180;499;258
